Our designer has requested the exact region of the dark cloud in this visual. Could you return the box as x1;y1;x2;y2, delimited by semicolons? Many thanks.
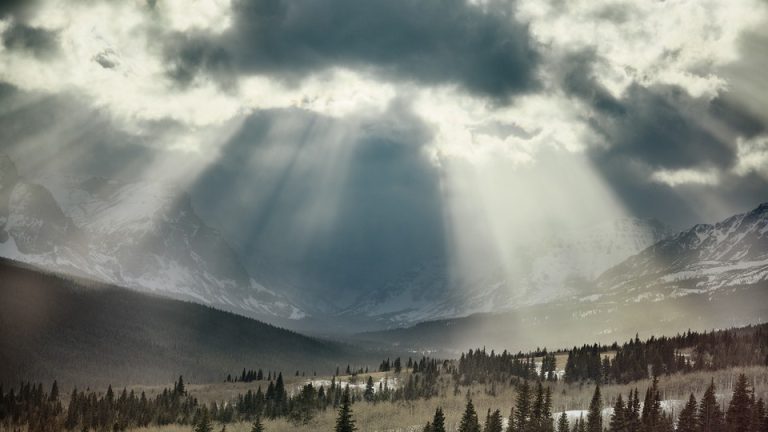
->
0;0;37;18
163;31;236;89
559;49;738;171
2;22;59;57
162;0;539;99
580;82;768;226
590;84;734;170
560;50;626;116
555;43;768;227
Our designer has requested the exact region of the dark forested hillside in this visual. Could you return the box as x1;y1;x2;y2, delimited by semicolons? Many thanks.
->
0;258;362;388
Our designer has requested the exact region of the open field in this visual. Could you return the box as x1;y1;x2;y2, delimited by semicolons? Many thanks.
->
106;366;768;432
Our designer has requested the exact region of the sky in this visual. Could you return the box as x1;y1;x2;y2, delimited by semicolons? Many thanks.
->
1;0;768;306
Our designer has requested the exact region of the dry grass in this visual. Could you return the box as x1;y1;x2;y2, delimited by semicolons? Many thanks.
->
118;366;768;432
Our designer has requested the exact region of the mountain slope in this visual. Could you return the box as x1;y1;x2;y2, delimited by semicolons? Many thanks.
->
355;203;768;352
338;217;670;329
597;202;768;298
0;257;361;388
0;154;306;323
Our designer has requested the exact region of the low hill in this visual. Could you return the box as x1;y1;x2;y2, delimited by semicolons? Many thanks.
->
0;258;364;388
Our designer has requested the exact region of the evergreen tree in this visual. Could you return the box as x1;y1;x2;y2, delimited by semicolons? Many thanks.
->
749;398;765;432
609;394;626;432
577;415;587;432
507;407;516;432
64;389;79;430
557;412;569;432
176;376;186;395
698;380;724;432
363;376;375;402
194;408;213;432
485;409;503;432
677;394;697;432
626;389;641;432
423;421;433;432
533;382;545;427
335;387;356;432
515;381;532;432
50;381;59;402
726;374;753;432
542;387;554;432
641;378;662;432
432;407;446;432
586;384;602;432
250;414;265;432
459;399;481;432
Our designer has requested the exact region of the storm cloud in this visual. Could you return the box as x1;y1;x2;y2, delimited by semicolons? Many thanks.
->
162;0;540;99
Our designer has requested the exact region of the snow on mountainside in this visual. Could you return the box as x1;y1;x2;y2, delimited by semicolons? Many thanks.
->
0;154;305;321
344;217;670;327
597;202;768;298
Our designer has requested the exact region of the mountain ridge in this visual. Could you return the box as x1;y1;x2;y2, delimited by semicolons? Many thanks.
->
0;256;364;387
0;154;307;323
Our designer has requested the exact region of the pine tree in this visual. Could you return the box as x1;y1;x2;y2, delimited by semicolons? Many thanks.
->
609;394;626;432
250;414;265;432
698;380;724;432
459;399;481;432
727;374;753;432
542;387;554;432
557;412;569;432
50;381;59;402
533;382;545;427
749;398;765;432
507;407;516;432
577;415;587;432
515;381;531;432
363;376;375;402
432;407;446;432
586;384;602;432
626;389;641;432
423;421;433;432
677;394;697;432
485;409;504;432
641;378;662;432
64;389;79;430
194;408;213;432
176;376;186;395
335;387;356;432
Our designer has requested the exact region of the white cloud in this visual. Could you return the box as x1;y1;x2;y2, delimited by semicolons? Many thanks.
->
517;0;768;100
734;135;768;177
155;0;233;34
651;168;720;187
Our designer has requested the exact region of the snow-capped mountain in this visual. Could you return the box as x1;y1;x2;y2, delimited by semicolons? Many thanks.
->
0;154;305;321
355;206;768;352
341;217;670;327
596;202;768;299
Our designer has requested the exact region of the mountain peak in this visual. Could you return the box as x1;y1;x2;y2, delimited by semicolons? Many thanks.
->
753;202;768;214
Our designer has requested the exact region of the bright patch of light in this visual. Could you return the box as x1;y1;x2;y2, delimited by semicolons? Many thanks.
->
156;0;233;34
517;0;768;99
651;168;720;187
241;69;396;118
734;135;768;178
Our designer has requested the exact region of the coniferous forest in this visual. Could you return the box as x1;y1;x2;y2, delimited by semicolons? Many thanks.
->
1;324;767;432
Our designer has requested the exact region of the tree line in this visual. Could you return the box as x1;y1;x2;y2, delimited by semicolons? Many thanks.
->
564;325;768;384
409;373;767;432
